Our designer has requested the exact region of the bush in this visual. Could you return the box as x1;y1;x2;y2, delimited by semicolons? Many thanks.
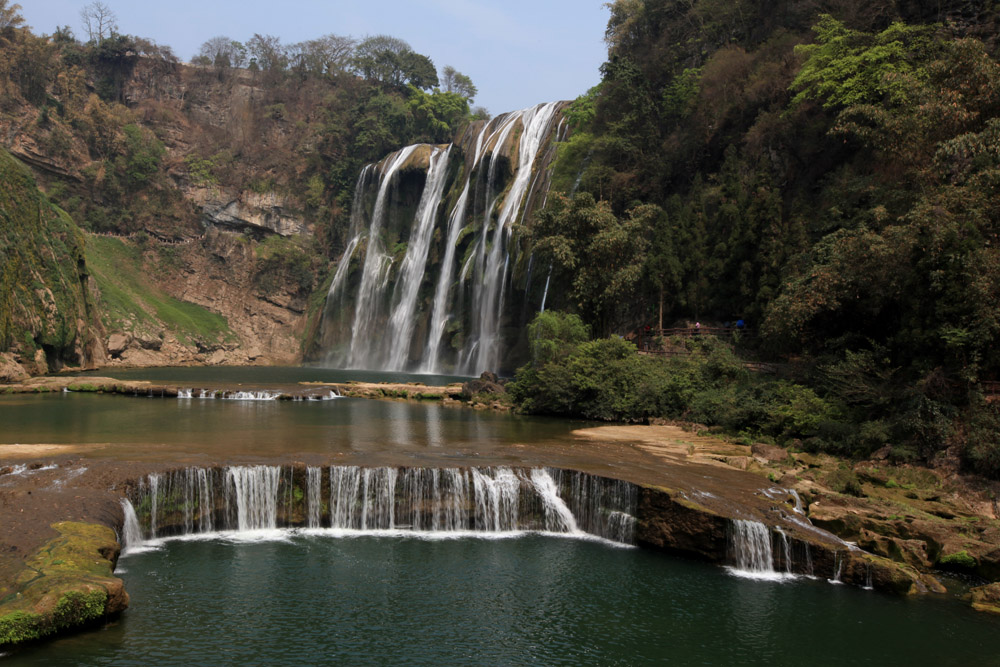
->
824;467;865;496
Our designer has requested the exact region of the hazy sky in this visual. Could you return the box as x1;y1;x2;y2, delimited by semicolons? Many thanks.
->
20;1;611;115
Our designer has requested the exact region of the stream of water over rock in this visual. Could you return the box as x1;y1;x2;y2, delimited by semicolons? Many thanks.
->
318;103;562;375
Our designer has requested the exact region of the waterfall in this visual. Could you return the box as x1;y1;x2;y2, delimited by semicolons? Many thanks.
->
385;146;452;370
306;467;322;529
347;146;421;369
728;519;777;577
552;469;637;543
420;182;470;372
320;102;564;375
126;465;636;544
530;469;578;533
120;498;143;554
226;466;280;531
539;266;552;313
463;102;561;375
148;473;159;537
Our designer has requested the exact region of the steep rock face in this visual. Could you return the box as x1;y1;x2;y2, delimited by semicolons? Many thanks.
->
152;228;306;365
189;186;310;238
0;149;103;376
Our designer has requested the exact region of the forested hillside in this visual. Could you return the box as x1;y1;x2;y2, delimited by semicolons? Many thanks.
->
0;0;481;372
519;0;1000;475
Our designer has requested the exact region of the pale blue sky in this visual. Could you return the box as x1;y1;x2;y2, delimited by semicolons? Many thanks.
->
21;1;611;115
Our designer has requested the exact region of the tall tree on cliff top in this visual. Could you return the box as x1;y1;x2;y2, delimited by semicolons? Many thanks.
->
0;1;24;32
80;1;117;42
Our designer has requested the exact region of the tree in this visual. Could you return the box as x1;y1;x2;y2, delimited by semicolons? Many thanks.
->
0;0;24;31
400;50;437;89
406;87;468;143
352;34;411;83
441;65;477;101
351;35;437;89
52;25;76;45
287;34;355;75
246;33;285;72
80;1;117;42
533;193;649;335
197;35;247;70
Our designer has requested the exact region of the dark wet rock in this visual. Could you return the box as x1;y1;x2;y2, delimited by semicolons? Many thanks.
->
461;372;506;400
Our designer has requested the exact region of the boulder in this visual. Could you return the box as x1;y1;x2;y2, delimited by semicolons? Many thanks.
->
725;456;749;471
971;583;1000;614
857;529;933;569
0;353;29;383
751;442;788;463
460;372;505;400
106;334;131;357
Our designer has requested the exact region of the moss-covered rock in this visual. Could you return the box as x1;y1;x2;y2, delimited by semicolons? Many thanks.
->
0;149;100;372
970;582;1000;614
0;522;128;648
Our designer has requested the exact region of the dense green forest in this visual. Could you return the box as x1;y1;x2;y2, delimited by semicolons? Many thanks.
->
514;0;1000;477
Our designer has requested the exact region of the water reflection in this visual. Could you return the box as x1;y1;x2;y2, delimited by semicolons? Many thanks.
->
0;394;579;463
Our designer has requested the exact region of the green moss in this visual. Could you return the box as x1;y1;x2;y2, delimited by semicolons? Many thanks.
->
0;610;44;645
824;467;865;497
0;149;95;357
939;550;977;570
52;590;106;630
0;522;124;648
66;383;99;393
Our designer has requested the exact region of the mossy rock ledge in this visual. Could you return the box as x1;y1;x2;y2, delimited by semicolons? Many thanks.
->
0;522;128;648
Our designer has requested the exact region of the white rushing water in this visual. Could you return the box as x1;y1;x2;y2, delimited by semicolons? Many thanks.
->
124;465;638;547
227;466;281;531
306;467;322;529
119;498;143;554
347;145;421;369
728;519;783;580
320;102;563;375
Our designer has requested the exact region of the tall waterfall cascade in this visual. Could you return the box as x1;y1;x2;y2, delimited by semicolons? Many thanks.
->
121;465;637;548
318;102;564;375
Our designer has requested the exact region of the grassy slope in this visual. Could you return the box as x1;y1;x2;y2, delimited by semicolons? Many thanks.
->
85;236;233;347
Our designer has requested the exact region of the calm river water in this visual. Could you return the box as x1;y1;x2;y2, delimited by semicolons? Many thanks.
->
5;534;1000;665
2;368;999;664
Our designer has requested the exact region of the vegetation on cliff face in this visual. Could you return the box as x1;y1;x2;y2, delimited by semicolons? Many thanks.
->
85;236;232;348
524;1;1000;477
0;147;97;370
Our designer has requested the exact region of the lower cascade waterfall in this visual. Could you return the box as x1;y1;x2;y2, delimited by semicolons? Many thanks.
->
122;465;638;547
728;519;778;577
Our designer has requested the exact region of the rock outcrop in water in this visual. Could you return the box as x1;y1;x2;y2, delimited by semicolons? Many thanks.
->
0;522;127;648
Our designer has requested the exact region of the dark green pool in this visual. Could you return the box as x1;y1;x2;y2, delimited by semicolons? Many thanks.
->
3;534;998;665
